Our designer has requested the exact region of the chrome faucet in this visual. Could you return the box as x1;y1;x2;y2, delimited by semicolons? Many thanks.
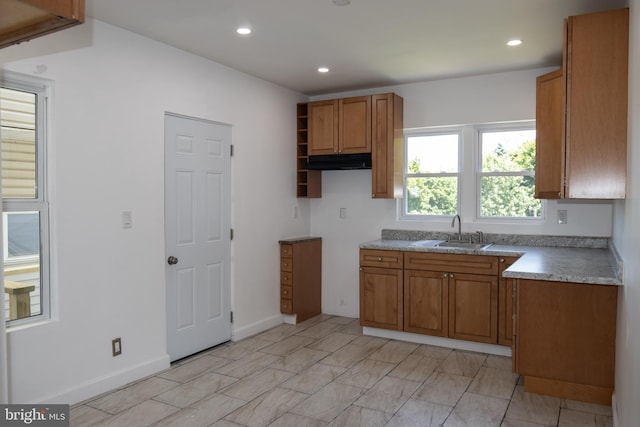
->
451;214;462;241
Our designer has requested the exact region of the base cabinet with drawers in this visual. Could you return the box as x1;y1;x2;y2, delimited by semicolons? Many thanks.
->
359;249;403;330
359;249;504;345
279;237;322;323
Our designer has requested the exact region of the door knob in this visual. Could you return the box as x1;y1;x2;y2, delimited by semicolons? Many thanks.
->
167;256;179;265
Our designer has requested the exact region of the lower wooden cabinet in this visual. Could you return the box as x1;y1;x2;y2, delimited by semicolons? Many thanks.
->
359;266;403;330
279;237;321;323
514;279;617;404
359;249;403;330
404;270;448;336
360;249;502;345
448;273;498;344
498;257;518;346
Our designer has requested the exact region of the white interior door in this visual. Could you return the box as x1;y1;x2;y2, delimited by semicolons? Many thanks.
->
165;113;231;362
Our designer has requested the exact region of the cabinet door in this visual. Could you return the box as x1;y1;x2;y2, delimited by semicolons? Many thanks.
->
359;266;403;331
340;96;371;154
535;69;564;199
371;93;403;199
565;8;628;198
498;257;519;346
308;99;339;155
404;270;448;337
515;279;617;404
448;273;498;344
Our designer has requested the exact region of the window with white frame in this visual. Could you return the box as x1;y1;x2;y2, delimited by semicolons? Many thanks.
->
478;126;540;218
1;74;50;325
404;130;461;216
402;122;541;220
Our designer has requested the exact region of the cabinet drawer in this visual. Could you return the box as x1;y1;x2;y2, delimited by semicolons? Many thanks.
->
280;299;293;314
281;244;293;258
281;286;293;299
360;249;403;269
280;257;293;272
281;271;292;286
404;252;498;275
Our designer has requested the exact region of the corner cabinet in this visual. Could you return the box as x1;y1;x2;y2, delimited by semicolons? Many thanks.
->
279;237;322;323
514;279;617;405
296;93;403;199
1;0;85;49
498;256;518;346
535;8;628;199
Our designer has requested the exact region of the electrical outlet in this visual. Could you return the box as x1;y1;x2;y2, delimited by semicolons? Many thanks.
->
112;337;122;357
339;208;347;219
557;209;568;225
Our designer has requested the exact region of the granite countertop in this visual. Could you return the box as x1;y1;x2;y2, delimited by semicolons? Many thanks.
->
360;232;622;286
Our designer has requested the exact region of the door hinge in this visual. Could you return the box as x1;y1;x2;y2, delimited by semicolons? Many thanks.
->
230;311;234;323
230;144;234;157
230;229;234;240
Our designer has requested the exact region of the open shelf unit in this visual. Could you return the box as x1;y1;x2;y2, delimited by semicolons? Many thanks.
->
296;103;321;198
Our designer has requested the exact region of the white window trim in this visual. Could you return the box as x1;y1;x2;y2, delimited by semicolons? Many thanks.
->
398;121;546;224
474;121;545;223
400;126;463;221
1;71;52;327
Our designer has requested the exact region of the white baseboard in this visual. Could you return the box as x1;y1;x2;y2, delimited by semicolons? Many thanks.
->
231;313;283;341
363;327;512;357
30;354;170;405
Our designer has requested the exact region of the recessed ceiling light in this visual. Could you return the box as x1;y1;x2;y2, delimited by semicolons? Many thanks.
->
236;27;252;35
332;0;351;5
318;67;330;73
507;39;523;47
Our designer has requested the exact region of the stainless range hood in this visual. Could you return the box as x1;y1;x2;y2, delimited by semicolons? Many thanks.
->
306;153;372;170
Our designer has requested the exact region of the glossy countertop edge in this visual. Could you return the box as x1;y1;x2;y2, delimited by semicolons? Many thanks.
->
279;236;322;244
359;239;622;286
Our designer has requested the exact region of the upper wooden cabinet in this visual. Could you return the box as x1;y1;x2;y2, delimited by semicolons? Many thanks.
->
535;8;628;199
308;96;371;155
0;0;85;49
298;93;404;199
372;93;404;199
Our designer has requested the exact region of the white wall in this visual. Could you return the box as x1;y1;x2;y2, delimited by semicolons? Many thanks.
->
613;2;640;426
1;19;309;403
311;69;614;318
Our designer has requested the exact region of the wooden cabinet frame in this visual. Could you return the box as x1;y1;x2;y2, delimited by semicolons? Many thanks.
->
535;8;628;199
1;0;85;49
514;279;617;404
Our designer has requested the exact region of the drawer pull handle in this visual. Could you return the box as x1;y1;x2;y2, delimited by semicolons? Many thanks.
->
378;257;382;261
283;290;288;294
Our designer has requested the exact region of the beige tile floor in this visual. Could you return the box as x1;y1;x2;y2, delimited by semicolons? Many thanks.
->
71;315;613;427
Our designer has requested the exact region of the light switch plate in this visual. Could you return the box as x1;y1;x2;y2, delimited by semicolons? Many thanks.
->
122;211;132;229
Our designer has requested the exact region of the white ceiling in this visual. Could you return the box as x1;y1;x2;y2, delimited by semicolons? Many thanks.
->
86;0;627;96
